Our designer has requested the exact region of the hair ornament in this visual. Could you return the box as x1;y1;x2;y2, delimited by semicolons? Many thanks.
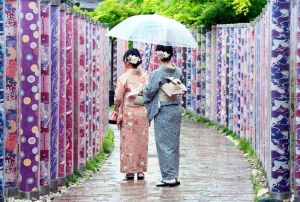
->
127;54;141;64
156;51;170;60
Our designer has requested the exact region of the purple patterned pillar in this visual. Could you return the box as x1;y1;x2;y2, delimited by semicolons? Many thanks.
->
39;1;50;195
19;0;40;200
72;12;79;169
0;0;4;200
295;0;300;198
4;0;18;196
65;7;73;175
270;0;291;199
49;0;60;191
58;4;66;184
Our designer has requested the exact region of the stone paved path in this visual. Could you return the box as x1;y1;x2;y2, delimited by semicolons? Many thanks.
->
54;119;254;202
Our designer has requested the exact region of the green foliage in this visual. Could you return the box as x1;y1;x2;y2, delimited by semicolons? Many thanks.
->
91;0;137;29
73;5;92;16
103;128;115;154
83;0;267;31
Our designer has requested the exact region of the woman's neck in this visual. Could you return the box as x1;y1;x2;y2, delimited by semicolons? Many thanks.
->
161;61;172;67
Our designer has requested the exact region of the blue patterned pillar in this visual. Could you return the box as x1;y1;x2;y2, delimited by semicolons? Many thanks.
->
270;0;291;199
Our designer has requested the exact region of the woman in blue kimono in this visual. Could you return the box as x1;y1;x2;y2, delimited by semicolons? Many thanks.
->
144;45;184;187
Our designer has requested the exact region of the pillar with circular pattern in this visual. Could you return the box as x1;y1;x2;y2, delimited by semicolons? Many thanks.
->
18;0;40;200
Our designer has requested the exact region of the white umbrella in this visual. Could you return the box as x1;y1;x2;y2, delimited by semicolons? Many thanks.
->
106;14;198;48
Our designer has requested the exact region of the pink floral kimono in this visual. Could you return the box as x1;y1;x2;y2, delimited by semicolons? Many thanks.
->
114;68;149;173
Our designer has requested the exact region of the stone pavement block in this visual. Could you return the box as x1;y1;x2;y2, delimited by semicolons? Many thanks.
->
54;118;254;202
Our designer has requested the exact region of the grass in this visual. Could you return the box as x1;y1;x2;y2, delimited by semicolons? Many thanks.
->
182;109;269;202
65;127;115;187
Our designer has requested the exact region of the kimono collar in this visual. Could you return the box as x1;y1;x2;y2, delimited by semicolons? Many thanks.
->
160;65;176;73
127;68;141;75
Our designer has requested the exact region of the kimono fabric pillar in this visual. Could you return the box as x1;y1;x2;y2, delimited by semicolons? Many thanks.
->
49;0;60;192
72;11;79;170
210;26;217;121
294;0;300;200
269;0;291;199
91;21;97;157
201;29;206;116
228;26;235;130
58;4;66;185
216;26;222;122
0;0;4;201
295;0;300;199
195;34;201;114
19;0;40;200
95;23;101;153
88;19;93;159
186;47;191;110
190;33;197;113
78;14;86;170
236;27;242;135
205;31;211;118
4;0;18;197
65;7;73;176
85;17;91;160
39;1;50;195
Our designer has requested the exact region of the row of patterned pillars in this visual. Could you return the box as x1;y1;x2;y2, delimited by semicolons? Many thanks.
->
127;0;293;200
0;0;109;201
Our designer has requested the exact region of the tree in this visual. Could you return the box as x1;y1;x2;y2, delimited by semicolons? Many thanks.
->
79;0;267;30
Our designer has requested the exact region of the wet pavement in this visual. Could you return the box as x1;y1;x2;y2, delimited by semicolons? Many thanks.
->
54;119;253;202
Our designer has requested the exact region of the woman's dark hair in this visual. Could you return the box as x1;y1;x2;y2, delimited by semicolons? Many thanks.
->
155;45;173;62
123;48;142;68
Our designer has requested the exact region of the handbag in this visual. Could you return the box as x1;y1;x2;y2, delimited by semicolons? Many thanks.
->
134;95;144;106
161;77;187;97
109;111;118;124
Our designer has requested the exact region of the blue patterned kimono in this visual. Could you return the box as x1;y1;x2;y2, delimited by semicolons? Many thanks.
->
144;65;183;180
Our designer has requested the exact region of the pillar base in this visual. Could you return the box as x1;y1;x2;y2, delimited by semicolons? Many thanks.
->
5;187;18;197
19;191;40;201
58;177;66;186
270;192;291;200
79;165;86;172
40;184;50;195
294;195;300;202
50;179;59;193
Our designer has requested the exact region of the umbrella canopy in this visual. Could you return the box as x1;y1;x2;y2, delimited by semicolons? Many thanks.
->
106;14;198;48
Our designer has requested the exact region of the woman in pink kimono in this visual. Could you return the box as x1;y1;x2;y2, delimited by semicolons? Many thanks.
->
114;48;149;180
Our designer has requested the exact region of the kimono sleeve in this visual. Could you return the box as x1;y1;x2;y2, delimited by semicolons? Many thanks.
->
114;76;126;110
144;71;161;103
178;69;185;83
